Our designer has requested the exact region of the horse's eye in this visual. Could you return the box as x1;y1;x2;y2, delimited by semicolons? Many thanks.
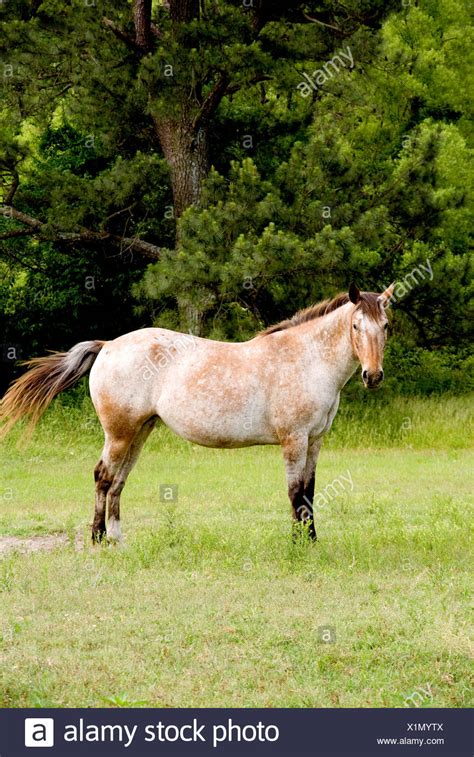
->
353;324;358;330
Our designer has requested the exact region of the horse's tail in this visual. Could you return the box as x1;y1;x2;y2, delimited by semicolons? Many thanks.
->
0;340;105;440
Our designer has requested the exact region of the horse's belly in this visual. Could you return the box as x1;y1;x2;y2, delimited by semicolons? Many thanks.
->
157;385;277;448
165;425;277;448
158;408;277;448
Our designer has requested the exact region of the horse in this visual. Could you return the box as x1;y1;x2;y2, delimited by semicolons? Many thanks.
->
0;282;393;544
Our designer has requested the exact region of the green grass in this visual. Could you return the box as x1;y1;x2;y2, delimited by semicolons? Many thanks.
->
0;394;472;707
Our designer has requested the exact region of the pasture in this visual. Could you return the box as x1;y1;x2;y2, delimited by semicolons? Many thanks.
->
0;393;472;708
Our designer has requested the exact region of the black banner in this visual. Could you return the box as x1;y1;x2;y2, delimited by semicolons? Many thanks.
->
0;708;472;756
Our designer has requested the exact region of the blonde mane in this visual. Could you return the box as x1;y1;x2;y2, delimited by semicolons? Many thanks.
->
260;291;383;336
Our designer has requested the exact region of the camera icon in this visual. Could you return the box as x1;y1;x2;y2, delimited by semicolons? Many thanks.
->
24;718;55;747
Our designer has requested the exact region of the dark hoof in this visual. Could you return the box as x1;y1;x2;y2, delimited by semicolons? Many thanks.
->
91;526;106;544
292;521;317;544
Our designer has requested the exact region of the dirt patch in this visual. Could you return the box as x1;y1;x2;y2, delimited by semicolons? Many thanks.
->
0;532;84;556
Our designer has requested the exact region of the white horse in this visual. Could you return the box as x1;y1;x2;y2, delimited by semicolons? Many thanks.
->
0;283;393;543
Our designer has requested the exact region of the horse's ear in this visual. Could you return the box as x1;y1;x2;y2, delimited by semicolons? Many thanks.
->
349;282;360;304
378;282;395;308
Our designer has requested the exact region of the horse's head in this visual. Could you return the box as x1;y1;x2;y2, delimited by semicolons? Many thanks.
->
348;282;394;389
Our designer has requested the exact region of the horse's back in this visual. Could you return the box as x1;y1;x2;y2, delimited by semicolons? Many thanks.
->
88;327;276;445
152;330;277;446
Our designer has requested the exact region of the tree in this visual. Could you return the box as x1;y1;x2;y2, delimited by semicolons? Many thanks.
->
0;0;397;249
0;0;472;395
137;0;473;347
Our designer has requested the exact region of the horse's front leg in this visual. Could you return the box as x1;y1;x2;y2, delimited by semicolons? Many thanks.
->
301;438;323;541
281;434;315;541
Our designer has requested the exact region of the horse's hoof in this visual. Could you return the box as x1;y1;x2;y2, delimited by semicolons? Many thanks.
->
91;530;106;545
106;529;123;546
91;526;105;546
106;537;123;547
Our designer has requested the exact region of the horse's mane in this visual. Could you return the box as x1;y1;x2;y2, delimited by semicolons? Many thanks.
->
259;291;382;336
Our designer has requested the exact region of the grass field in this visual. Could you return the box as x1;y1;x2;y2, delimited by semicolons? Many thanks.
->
0;393;472;708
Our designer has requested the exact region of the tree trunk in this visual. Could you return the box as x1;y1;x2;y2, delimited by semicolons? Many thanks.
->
154;117;209;218
133;0;152;52
154;115;210;334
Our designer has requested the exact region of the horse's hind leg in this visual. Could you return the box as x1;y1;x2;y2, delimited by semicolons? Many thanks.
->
93;458;110;542
106;417;157;543
92;434;133;543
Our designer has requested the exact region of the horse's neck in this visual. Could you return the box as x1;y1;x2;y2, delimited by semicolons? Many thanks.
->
308;304;358;389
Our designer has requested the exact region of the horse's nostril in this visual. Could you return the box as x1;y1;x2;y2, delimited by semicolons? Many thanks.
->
379;369;384;382
362;369;368;381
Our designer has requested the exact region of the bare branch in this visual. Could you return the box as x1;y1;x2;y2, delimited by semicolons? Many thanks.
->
0;206;161;261
0;228;35;240
193;73;230;129
193;73;272;130
302;11;343;33
0;244;46;272
101;203;137;230
101;17;143;53
0;206;42;229
56;231;162;260
4;171;20;206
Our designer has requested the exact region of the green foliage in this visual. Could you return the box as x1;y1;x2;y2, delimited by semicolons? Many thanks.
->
342;344;473;402
0;120;173;389
385;346;474;396
0;0;472;395
136;0;473;373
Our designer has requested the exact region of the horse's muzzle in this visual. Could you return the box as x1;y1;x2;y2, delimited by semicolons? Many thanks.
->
362;369;384;389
